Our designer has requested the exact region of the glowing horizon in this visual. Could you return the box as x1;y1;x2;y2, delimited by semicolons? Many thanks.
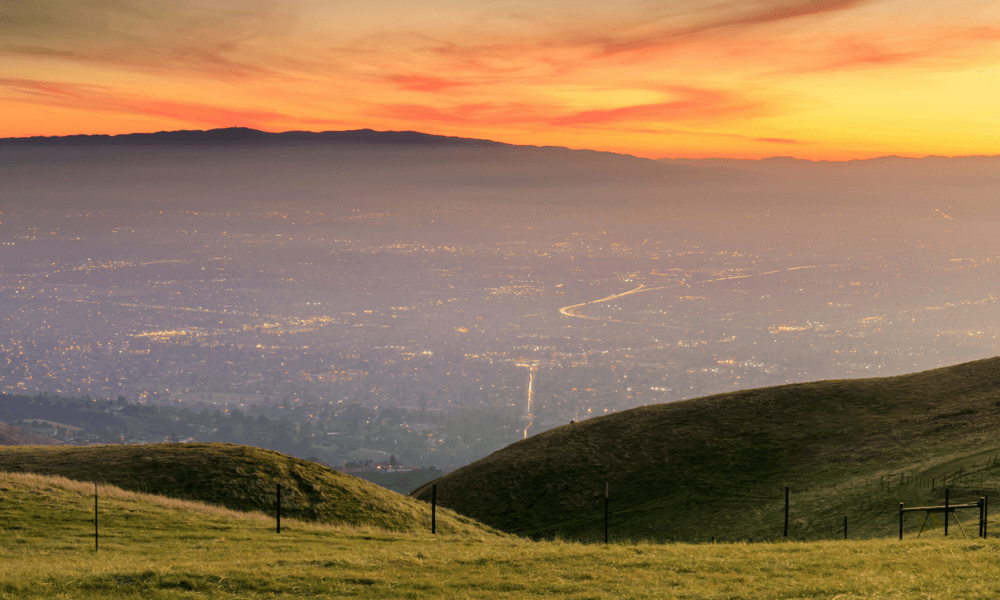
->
2;1;998;160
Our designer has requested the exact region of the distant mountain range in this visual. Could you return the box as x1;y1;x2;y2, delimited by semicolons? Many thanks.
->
0;127;719;208
2;127;997;217
0;127;510;148
3;127;997;168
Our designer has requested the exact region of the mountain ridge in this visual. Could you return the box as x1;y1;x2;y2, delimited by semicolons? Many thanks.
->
0;126;509;148
4;127;998;166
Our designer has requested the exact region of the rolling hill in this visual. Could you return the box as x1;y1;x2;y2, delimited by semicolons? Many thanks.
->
3;469;999;600
0;442;495;535
0;422;64;446
412;356;1000;542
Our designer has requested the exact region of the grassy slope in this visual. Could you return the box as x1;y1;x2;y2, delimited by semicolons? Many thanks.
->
413;356;1000;542
3;470;1000;599
0;423;65;446
0;442;492;534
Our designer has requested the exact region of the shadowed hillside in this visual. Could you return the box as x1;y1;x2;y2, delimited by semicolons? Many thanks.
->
0;423;64;446
413;357;1000;542
0;443;495;535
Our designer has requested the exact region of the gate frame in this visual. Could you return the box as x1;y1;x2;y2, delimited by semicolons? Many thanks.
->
899;489;987;540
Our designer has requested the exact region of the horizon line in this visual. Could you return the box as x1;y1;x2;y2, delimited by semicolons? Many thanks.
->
2;126;998;164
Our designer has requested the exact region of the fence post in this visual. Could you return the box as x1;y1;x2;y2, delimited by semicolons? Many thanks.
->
94;482;99;552
784;487;789;538
983;495;990;540
844;515;848;540
604;482;609;544
980;497;985;539
431;484;437;534
276;484;281;533
899;503;904;540
945;488;949;537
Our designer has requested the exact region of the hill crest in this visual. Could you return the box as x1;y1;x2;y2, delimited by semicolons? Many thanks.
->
412;356;1000;541
0;442;495;535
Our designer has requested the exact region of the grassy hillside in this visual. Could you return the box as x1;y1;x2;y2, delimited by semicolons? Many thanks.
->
0;422;65;446
0;442;492;534
2;470;1000;599
413;356;1000;542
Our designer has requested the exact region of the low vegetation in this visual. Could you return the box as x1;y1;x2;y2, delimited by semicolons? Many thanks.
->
413;356;1000;542
0;443;491;534
2;470;1000;599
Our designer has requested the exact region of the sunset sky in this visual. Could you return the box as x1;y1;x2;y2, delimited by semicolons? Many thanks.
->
2;0;998;159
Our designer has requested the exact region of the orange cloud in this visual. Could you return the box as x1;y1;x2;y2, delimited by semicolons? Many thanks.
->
371;102;542;127
754;137;801;144
0;78;331;130
589;0;872;57
387;74;471;93
767;25;1000;75
550;87;761;127
372;84;762;131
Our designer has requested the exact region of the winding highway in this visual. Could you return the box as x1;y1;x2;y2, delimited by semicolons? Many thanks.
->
557;282;684;327
556;264;841;326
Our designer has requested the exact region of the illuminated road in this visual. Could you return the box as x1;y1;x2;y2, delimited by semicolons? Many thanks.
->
557;283;683;327
559;284;652;319
556;264;842;326
524;368;534;438
518;364;537;439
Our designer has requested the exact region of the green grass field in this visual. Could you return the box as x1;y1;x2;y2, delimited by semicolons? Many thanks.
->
3;470;1000;599
0;443;493;535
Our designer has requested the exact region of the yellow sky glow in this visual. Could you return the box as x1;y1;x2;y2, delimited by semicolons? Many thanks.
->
2;0;997;159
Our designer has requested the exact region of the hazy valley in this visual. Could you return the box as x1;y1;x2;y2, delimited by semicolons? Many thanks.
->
2;130;1000;476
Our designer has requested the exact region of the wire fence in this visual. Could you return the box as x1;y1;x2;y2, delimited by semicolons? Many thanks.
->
11;453;1000;549
422;454;1000;543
